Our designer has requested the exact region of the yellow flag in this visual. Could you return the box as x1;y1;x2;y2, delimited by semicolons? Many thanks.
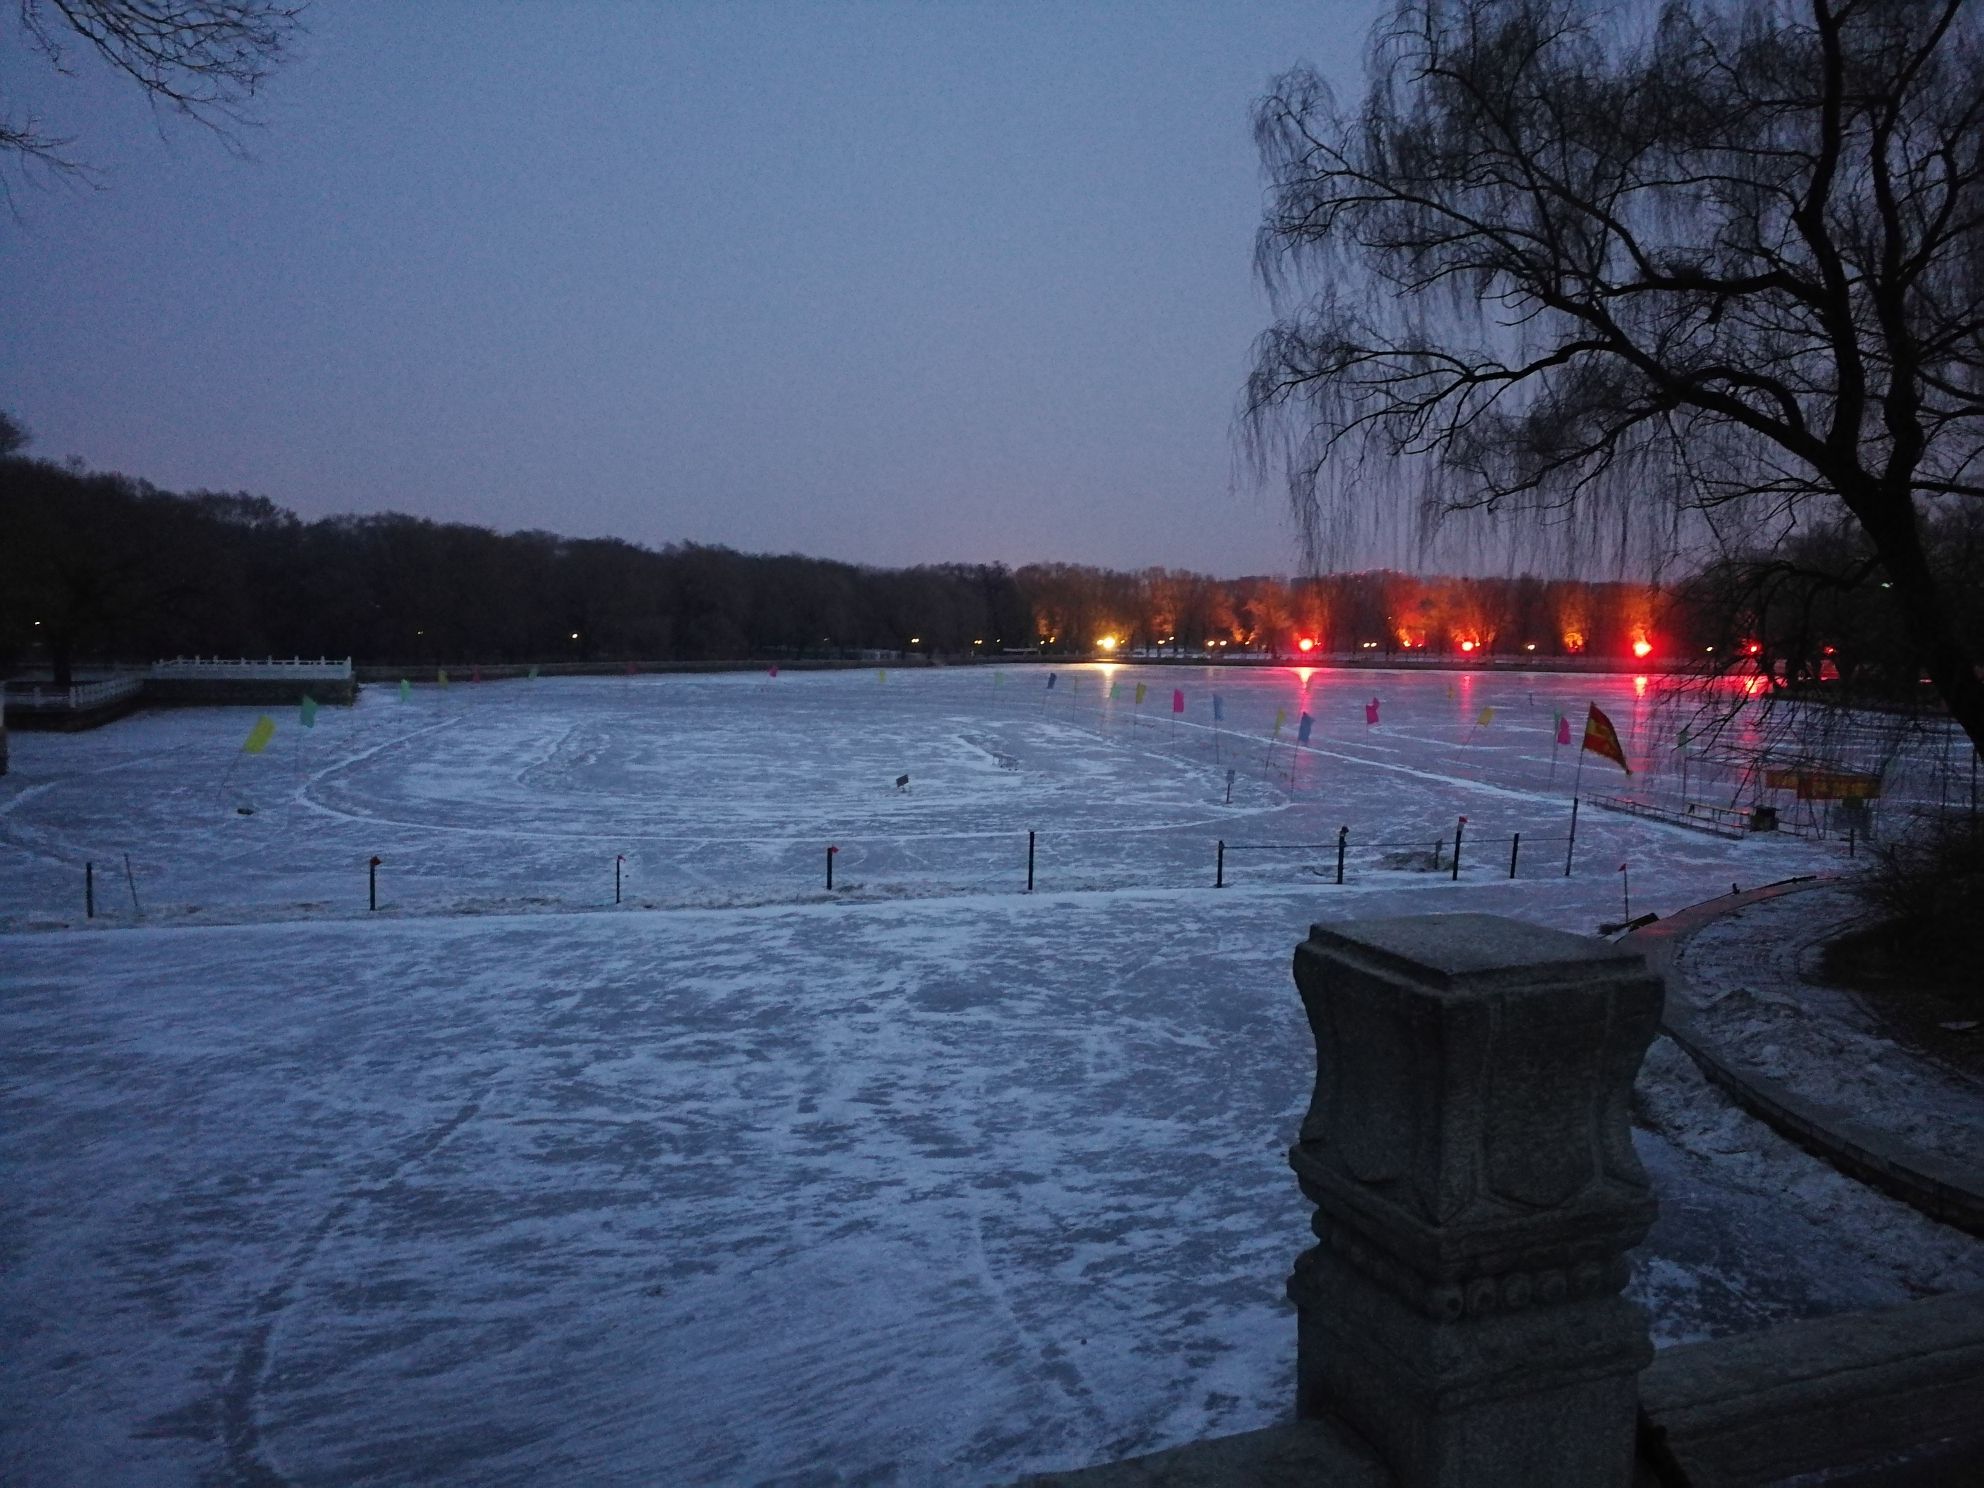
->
242;715;276;754
1273;707;1286;736
1476;705;1495;726
1134;682;1147;704
878;668;887;683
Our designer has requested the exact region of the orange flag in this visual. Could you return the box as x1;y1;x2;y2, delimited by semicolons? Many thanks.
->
1582;704;1632;774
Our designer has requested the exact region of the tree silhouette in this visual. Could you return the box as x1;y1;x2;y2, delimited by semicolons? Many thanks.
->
4;1;302;182
1246;0;1984;750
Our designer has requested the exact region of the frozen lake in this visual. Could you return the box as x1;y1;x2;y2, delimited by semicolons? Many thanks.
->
3;666;1977;1485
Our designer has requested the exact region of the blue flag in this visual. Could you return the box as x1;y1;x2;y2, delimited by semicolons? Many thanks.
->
1212;695;1224;722
1047;673;1056;689
1297;711;1314;744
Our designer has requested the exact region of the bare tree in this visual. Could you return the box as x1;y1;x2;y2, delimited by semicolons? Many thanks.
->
4;1;303;180
1245;0;1984;752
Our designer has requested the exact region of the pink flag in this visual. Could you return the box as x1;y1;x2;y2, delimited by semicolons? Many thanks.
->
1555;714;1572;746
1171;688;1184;714
1364;698;1379;725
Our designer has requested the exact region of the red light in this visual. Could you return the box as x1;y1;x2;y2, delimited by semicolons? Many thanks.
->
1747;642;1761;655
1459;640;1475;653
1297;637;1315;653
1632;640;1652;659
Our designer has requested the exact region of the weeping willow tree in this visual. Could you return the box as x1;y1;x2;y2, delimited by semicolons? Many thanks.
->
4;1;303;183
1244;0;1984;755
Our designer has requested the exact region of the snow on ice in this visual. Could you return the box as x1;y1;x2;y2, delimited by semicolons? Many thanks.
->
2;665;1978;1485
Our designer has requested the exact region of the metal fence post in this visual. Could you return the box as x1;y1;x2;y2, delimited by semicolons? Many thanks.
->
1451;816;1466;881
368;855;380;911
1508;832;1521;879
826;844;837;891
1337;825;1348;885
1027;830;1036;892
1216;839;1226;889
615;854;624;904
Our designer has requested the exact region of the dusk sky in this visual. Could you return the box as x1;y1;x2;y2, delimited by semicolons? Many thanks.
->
1;1;1392;577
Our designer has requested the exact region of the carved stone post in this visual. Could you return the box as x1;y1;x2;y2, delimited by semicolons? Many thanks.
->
1288;913;1663;1488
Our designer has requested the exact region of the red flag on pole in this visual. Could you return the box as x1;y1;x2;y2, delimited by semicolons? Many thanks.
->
1364;698;1379;725
1582;704;1632;774
1171;688;1185;714
1555;713;1572;746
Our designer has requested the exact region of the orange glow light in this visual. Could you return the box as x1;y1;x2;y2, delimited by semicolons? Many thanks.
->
1297;637;1315;653
1632;640;1653;659
1459;640;1475;653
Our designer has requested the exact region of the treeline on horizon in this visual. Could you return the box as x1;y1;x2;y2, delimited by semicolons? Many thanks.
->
5;452;1977;694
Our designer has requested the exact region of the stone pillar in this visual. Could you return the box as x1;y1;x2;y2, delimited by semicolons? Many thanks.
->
1288;913;1663;1488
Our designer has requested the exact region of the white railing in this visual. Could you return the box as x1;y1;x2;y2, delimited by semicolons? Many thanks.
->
5;676;148;711
151;656;353;681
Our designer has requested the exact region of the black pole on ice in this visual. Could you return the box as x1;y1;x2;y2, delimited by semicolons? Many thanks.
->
369;855;380;911
86;861;94;919
1027;831;1035;893
1336;825;1348;885
826;844;837;891
1451;816;1466;882
1564;798;1579;877
1215;839;1225;889
615;854;624;904
1508;832;1521;879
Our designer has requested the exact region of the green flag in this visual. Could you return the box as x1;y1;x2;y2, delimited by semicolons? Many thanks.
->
528;666;539;682
242;716;276;754
995;670;1005;686
437;668;449;688
1110;681;1120;698
878;668;887;683
299;695;318;728
398;679;412;702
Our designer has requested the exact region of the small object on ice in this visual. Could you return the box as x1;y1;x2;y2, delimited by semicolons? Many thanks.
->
894;773;910;791
235;804;255;815
1939;1020;1978;1033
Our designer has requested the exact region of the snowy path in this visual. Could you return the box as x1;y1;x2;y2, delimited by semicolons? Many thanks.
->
1677;884;1984;1166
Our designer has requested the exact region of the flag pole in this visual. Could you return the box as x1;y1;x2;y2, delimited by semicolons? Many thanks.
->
1572;709;1590;802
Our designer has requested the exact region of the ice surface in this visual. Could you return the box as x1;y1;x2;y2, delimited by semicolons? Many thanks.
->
1;666;1976;1486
